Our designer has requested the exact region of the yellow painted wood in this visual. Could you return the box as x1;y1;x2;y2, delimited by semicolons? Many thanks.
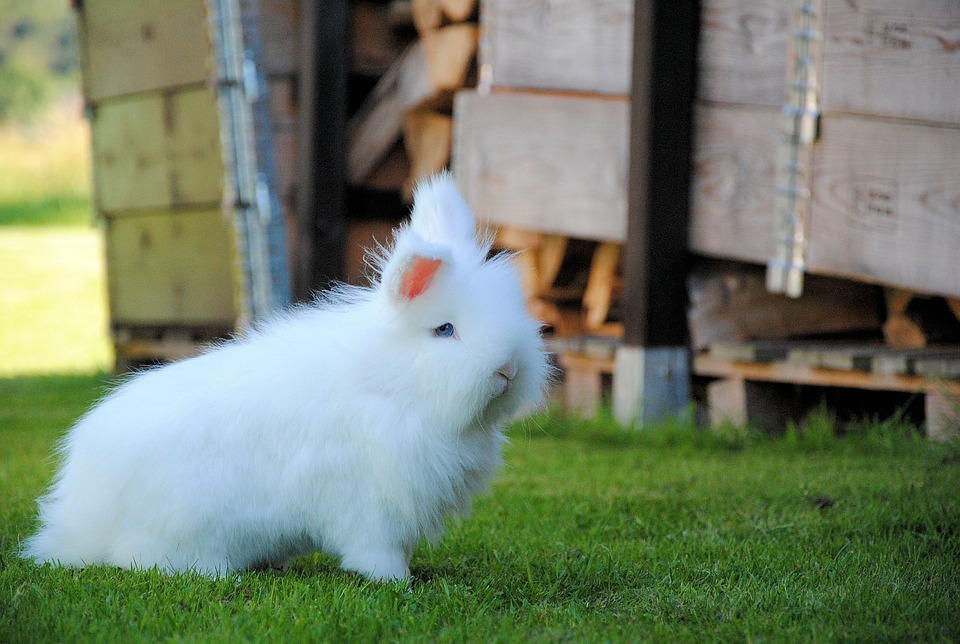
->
106;208;237;326
79;0;210;102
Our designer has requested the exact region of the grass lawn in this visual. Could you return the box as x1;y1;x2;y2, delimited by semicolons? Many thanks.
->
2;104;959;642
3;378;960;641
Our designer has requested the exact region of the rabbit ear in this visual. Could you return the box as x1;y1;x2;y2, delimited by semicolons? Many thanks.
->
396;255;443;301
409;172;477;249
382;230;450;303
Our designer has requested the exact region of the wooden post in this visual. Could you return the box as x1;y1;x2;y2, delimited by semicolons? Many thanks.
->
295;0;348;300
614;0;701;426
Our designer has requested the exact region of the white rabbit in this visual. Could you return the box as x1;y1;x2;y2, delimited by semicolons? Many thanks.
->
22;172;549;581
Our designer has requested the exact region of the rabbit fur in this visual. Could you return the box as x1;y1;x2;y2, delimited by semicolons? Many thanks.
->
22;172;549;581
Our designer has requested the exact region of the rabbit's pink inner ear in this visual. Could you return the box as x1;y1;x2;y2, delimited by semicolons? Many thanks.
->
400;256;442;300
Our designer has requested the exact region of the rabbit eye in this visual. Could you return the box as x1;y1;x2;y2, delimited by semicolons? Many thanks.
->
433;322;456;338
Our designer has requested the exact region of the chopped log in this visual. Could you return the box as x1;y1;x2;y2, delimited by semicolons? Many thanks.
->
347;42;432;185
582;242;621;331
882;289;960;349
412;0;477;33
402;106;453;202
687;260;882;351
421;23;478;91
411;0;443;33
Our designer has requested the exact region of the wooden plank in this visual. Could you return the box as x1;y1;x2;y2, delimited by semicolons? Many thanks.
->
691;104;960;298
421;23;478;90
698;0;960;123
479;0;633;95
92;87;223;214
106;208;237;326
709;341;789;364
925;389;960;441
402;107;453;201
806;114;960;299
689;103;778;264
694;352;960;396
914;351;960;379
821;0;960;126
79;0;210;102
453;90;629;242
697;0;788;107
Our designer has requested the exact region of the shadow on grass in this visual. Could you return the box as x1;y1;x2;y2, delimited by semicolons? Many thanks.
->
0;197;92;227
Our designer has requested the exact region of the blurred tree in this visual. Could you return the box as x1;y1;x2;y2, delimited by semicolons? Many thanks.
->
0;0;79;122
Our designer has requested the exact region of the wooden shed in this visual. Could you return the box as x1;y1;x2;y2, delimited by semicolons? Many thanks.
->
451;0;960;435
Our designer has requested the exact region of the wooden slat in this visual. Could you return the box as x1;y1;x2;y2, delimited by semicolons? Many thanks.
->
691;104;960;298
701;0;960;124
694;352;960;396
453;90;628;241
806;114;960;299
106;208;237;326
697;0;788;107
480;0;632;95
821;0;960;125
79;0;211;101
92;87;223;214
689;103;778;264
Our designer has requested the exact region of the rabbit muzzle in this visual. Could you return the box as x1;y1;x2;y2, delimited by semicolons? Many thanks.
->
493;360;518;398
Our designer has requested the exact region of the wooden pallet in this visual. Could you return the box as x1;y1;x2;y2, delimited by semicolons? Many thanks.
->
695;341;960;440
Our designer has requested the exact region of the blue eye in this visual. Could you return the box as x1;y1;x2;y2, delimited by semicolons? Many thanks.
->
433;323;456;338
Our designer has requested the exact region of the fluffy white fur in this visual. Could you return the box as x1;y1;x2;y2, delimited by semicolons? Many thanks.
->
22;173;549;581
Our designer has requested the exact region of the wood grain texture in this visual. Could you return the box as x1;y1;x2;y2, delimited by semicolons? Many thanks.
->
453;90;629;241
806;114;960;298
689;103;779;263
106;208;237;325
79;0;210;102
690;103;960;298
480;0;632;94
698;0;788;107
92;87;224;214
821;0;960;125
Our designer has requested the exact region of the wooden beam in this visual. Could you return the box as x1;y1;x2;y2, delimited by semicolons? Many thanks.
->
621;0;700;348
614;0;700;426
296;0;348;299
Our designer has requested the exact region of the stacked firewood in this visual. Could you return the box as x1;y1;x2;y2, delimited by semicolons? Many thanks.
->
347;0;478;201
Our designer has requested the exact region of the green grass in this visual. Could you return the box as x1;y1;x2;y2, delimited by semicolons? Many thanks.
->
2;385;959;641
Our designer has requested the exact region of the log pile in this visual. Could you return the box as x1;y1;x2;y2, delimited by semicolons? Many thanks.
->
347;0;479;201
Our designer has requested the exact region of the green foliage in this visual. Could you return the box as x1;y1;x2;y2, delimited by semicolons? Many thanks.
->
0;60;51;122
0;0;79;123
3;383;959;641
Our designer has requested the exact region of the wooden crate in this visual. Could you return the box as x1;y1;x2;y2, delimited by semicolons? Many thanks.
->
78;0;210;102
457;0;960;298
691;104;960;298
92;86;223;214
700;0;960;123
453;90;628;242
105;208;238;327
479;0;632;95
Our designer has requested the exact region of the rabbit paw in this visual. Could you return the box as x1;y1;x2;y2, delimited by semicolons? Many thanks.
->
341;548;410;582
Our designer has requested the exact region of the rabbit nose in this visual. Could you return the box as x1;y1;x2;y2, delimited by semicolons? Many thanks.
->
496;360;518;394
